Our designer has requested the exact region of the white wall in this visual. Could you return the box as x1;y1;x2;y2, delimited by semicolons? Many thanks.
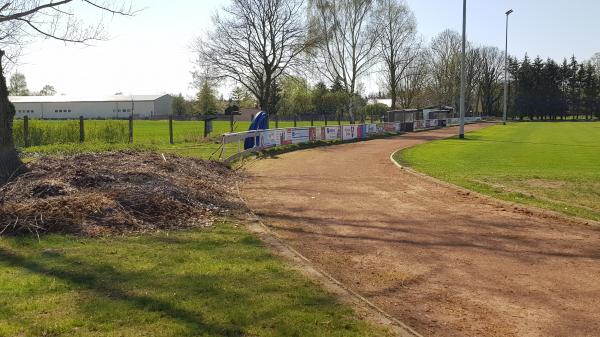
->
13;100;157;119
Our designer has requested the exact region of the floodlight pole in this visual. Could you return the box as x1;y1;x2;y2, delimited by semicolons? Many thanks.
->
459;0;467;139
503;9;514;125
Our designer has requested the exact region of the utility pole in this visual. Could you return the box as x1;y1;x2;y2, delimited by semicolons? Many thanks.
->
459;0;467;139
503;9;514;125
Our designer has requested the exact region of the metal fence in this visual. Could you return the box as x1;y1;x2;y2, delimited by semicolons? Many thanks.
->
219;117;483;163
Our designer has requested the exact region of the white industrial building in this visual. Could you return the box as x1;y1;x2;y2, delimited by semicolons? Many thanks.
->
9;94;173;119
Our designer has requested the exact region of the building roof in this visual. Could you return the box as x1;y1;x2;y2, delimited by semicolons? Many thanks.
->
390;109;421;113
9;94;170;104
368;98;392;107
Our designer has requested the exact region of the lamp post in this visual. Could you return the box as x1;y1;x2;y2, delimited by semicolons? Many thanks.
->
459;0;467;139
503;9;514;125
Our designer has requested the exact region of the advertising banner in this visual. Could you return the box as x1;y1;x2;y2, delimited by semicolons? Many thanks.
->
343;125;357;140
357;125;366;139
291;128;311;144
323;126;341;141
383;123;396;133
367;124;378;135
263;130;283;147
395;123;402;132
281;128;293;145
308;127;321;142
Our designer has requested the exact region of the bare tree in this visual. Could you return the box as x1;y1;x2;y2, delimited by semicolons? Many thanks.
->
375;0;418;110
398;49;428;109
194;0;310;116
477;46;504;116
0;1;134;184
428;29;481;113
309;0;378;121
428;29;462;108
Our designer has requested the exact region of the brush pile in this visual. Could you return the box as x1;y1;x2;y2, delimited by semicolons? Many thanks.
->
0;152;245;236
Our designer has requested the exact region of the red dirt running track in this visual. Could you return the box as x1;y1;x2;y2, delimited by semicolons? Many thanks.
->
241;124;600;337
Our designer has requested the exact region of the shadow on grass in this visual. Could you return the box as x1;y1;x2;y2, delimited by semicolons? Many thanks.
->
0;246;246;336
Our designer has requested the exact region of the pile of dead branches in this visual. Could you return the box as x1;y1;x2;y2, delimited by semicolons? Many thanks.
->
0;152;246;236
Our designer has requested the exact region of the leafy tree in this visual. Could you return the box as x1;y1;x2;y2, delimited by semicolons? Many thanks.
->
8;73;29;96
312;82;329;116
172;94;190;116
278;77;314;117
39;84;56;96
195;80;219;115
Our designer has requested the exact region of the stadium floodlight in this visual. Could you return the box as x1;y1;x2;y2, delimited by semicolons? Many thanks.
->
503;9;514;125
459;0;467;139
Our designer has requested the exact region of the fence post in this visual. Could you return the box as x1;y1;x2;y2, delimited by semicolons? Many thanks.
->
128;115;133;143
230;113;234;132
23;115;29;148
276;115;279;128
293;115;297;127
79;116;85;143
310;115;314;126
169;115;174;144
337;112;341;126
324;114;328;126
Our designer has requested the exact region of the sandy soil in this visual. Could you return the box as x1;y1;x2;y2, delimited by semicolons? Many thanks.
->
241;124;600;337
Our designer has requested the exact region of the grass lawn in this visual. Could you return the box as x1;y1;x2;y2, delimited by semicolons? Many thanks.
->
395;122;600;221
17;120;349;160
0;222;390;337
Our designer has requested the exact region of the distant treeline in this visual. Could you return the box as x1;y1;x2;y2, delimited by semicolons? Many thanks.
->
509;56;600;120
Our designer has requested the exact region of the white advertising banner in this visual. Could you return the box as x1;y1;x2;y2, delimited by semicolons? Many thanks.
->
323;126;341;141
313;126;323;141
263;130;283;147
291;128;310;144
367;124;378;135
343;125;357;140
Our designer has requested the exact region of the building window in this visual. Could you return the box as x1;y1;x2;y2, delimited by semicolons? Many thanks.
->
68;109;71;113
55;110;58;113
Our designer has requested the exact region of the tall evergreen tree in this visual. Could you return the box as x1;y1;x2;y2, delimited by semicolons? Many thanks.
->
195;80;219;115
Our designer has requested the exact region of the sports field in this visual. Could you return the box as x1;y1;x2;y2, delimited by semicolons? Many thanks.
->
397;122;600;221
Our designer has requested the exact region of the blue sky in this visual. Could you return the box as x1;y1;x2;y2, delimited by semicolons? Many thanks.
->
17;0;600;98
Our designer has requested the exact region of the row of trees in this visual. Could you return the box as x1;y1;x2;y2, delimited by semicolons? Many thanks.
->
510;56;600;120
195;0;422;121
7;72;56;96
195;0;600;122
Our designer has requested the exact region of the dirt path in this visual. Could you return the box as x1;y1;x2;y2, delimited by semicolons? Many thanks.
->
240;124;600;337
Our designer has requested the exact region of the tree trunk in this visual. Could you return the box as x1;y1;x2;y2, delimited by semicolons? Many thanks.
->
0;50;23;184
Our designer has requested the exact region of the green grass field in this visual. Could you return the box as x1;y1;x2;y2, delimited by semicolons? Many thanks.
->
15;119;344;160
0;222;390;337
395;122;600;221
